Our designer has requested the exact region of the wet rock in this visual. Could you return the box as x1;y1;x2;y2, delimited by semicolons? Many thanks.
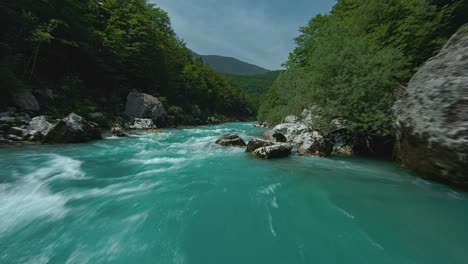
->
246;138;274;152
128;118;156;129
252;144;293;159
43;113;102;144
393;24;468;188
215;134;246;147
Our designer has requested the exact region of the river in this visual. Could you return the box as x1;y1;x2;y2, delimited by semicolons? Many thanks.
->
0;122;467;263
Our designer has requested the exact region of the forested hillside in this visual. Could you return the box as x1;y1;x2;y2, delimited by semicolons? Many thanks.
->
258;0;467;135
192;52;270;76
0;0;255;120
224;71;281;97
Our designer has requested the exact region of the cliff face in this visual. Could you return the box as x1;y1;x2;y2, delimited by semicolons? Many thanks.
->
394;24;468;189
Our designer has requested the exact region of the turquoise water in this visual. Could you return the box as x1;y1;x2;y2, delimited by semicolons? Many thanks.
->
1;123;467;264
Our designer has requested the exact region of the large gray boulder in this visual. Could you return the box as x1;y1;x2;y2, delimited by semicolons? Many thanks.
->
43;113;102;144
393;24;468;188
263;122;309;145
252;144;293;159
215;134;246;147
12;89;40;112
125;92;168;122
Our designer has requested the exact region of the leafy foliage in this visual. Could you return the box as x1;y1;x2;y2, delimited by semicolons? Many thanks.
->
0;0;254;118
259;0;466;135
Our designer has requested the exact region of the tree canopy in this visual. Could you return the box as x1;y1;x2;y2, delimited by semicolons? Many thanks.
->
0;0;255;118
258;0;466;135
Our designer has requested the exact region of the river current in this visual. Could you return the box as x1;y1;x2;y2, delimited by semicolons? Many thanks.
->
0;123;467;264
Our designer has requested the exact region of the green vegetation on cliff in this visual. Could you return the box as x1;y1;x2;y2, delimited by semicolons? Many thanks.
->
258;0;467;135
0;0;255;119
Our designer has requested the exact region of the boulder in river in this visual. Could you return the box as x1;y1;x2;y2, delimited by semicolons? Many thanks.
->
125;92;168;124
245;138;274;152
393;24;468;188
215;133;246;147
252;144;293;159
43;113;102;144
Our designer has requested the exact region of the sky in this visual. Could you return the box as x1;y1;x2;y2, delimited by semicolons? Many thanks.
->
151;0;336;70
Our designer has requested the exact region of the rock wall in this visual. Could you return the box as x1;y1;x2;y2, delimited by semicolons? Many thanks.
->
394;24;468;189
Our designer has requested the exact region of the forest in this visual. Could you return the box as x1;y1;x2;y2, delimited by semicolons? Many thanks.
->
0;0;256;120
258;0;467;136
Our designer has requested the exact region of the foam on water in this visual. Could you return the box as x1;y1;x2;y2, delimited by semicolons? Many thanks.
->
0;123;468;264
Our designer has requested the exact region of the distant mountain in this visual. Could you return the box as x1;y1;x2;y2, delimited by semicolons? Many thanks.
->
192;51;270;76
224;71;282;96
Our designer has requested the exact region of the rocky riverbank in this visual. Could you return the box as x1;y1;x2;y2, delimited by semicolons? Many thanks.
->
0;91;225;145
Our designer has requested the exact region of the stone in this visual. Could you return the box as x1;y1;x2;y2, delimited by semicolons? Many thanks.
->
43;113;102;144
125;92;168;123
263;123;309;145
272;132;287;143
245;138;274;152
12;89;40;112
7;127;27;138
393;24;468;188
282;115;300;124
128;118;156;129
215;134;246;147
252;144;293;159
111;126;128;137
28;116;56;136
298;136;333;157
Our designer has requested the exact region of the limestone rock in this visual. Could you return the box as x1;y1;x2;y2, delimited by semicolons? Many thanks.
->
128;118;156;130
125;92;168;123
252;144;293;159
215;134;246;147
393;24;468;188
43;113;102;144
246;138;274;152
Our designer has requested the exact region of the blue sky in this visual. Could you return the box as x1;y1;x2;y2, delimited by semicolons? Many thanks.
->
151;0;336;70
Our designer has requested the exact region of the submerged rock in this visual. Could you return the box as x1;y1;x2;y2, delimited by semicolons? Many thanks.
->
215;134;246;147
393;24;468;188
252;144;293;159
43;113;101;144
245;138;274;152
